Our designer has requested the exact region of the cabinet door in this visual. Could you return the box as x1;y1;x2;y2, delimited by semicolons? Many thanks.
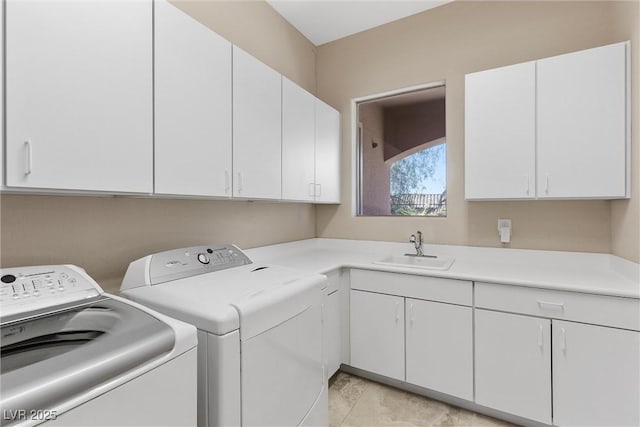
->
325;289;342;377
553;320;640;426
315;99;341;203
350;290;404;380
282;77;315;201
232;47;282;199
475;310;551;424
464;62;536;199
154;0;232;197
406;299;473;400
5;0;152;193
537;42;628;198
0;2;4;186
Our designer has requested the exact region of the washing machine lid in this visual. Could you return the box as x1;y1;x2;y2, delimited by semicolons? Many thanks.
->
122;263;326;336
0;297;175;421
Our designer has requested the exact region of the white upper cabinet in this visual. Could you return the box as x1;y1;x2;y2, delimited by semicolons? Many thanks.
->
315;100;341;203
537;42;628;198
465;41;629;200
465;62;536;199
5;0;152;193
282;77;341;203
0;2;4;186
232;47;282;199
282;77;316;202
154;0;232;197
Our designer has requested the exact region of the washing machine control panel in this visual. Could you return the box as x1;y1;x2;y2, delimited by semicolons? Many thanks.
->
0;265;102;320
147;244;253;285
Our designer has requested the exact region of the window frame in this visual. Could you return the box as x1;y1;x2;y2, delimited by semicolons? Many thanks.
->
351;80;447;217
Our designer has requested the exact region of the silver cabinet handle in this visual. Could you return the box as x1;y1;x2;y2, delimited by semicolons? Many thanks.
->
237;172;242;194
560;327;567;353
225;170;231;194
308;183;315;197
537;300;564;311
395;301;400;323
409;303;414;326
545;175;550;195
24;140;32;175
537;324;544;350
526;176;530;196
315;183;321;197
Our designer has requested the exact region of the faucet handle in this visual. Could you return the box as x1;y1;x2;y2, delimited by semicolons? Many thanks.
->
409;234;416;243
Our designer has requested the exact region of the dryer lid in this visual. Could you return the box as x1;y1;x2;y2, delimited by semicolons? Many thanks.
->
121;263;326;336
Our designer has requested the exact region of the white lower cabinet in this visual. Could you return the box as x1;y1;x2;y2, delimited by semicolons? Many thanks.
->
324;270;345;378
346;272;639;426
349;270;474;398
350;290;404;380
406;299;473;400
475;282;640;426
552;320;640;426
325;289;341;377
474;309;552;424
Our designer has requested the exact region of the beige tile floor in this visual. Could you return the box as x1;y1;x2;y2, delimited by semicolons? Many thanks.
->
328;372;517;427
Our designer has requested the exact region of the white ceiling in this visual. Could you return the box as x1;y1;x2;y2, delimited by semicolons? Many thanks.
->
266;0;454;46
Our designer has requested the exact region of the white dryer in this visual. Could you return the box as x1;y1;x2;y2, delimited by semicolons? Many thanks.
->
120;244;328;427
0;264;197;427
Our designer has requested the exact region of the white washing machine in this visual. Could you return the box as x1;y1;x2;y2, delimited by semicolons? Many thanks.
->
120;244;328;427
0;265;198;427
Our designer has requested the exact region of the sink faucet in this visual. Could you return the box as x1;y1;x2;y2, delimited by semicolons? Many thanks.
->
409;231;424;256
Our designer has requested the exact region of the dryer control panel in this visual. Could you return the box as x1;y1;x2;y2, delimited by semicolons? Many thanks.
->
0;265;102;321
122;244;253;289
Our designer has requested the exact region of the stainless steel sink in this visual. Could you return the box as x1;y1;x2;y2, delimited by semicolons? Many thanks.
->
374;255;455;271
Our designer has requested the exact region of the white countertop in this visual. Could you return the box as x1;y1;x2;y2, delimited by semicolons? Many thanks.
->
245;239;640;299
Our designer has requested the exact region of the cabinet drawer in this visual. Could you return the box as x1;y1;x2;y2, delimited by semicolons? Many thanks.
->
475;282;640;331
351;269;472;306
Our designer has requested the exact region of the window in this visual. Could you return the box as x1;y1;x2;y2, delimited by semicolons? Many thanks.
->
356;84;446;216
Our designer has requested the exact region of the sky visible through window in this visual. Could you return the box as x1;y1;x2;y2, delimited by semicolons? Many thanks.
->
421;144;446;194
390;144;446;195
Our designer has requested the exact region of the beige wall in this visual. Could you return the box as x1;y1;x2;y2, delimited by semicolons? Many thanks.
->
316;1;639;262
610;1;640;263
0;0;318;292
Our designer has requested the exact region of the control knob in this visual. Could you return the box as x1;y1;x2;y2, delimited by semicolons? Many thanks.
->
1;274;16;284
197;253;210;265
